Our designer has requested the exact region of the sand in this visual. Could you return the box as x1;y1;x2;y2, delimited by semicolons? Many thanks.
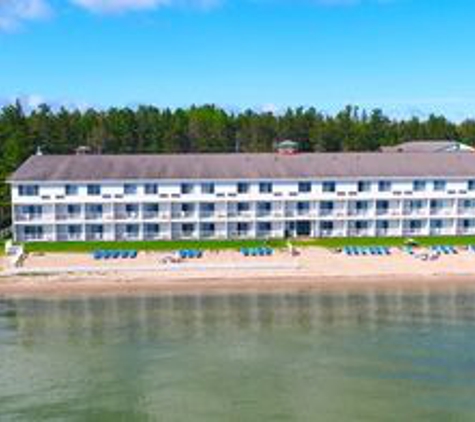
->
1;247;475;296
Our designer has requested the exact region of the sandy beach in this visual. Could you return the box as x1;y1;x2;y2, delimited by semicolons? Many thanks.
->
2;247;475;296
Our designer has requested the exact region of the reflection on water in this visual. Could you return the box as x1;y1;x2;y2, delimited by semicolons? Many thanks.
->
2;286;475;421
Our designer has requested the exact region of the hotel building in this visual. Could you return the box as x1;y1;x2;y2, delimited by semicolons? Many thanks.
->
9;150;475;242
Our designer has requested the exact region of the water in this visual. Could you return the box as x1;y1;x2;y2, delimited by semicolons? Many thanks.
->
2;287;475;421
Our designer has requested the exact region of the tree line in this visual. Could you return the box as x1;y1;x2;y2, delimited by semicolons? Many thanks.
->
2;101;475;228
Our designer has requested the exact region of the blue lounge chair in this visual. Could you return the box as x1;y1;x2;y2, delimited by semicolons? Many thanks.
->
121;250;130;259
93;250;103;260
129;250;138;259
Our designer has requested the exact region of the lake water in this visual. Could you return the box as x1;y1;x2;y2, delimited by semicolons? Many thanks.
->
2;287;475;421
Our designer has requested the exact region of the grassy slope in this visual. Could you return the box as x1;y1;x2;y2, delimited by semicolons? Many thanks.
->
23;236;475;254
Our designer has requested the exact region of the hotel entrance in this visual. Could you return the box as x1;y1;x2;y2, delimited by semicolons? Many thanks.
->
285;221;312;238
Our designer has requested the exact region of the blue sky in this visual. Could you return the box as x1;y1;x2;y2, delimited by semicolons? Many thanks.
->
1;0;475;120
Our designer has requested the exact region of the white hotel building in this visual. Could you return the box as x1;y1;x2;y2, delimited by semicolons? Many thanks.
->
8;147;475;242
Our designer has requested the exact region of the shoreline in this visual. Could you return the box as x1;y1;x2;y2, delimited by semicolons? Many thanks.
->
2;272;475;297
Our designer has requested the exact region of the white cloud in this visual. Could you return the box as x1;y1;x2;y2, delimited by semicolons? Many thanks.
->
69;0;221;14
0;0;51;31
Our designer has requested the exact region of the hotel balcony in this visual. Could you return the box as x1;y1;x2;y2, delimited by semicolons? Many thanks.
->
115;212;141;220
57;233;83;242
56;213;82;221
171;212;197;220
85;213;105;221
15;213;46;222
85;232;105;241
430;208;454;217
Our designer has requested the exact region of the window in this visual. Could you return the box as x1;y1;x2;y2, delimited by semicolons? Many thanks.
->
378;181;392;192
259;182;273;194
90;225;104;234
200;203;215;213
24;226;43;239
67;204;80;215
18;185;39;196
237;222;250;233
469;181;475;191
126;224;139;235
413;180;426;192
297;202;310;213
298;182;312;193
87;184;101;196
67;225;81;235
376;200;389;211
322;181;336;193
125;204;139;215
358;181;371;192
124;184;138;195
144;203;159;213
65;185;78;196
463;219;475;229
237;182;250;194
320;201;334;212
181;183;194;195
144;223;160;235
145;184;158;195
201;183;215;194
201;223;215;235
87;204;103;214
257;202;272;213
430;220;443;229
320;221;334;231
355;221;369;230
257;222;272;233
409;220;423;230
376;220;389;230
237;202;250;213
434;180;447;191
356;201;369;211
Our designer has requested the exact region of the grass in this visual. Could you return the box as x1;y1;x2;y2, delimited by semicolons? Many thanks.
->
21;235;475;254
24;239;289;254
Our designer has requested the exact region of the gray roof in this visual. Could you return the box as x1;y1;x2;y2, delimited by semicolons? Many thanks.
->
9;152;475;182
380;140;473;153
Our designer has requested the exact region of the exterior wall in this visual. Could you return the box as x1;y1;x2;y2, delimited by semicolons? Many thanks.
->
10;177;475;242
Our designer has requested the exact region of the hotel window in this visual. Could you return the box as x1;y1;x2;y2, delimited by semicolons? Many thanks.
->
67;204;80;215
182;223;195;236
357;181;371;193
376;200;389;212
259;182;273;193
18;185;39;196
376;220;389;230
237;182;250;194
378;181;392;192
463;219;475;229
237;202;251;213
201;223;215;235
126;224;140;237
320;201;334;212
409;220;423;230
433;180;447;191
413;180;426;192
65;184;78;196
355;221;369;230
87;184;101;196
355;201;369;211
257;202;272;213
145;184;158;195
322;181;336;193
67;225;81;236
144;223;160;235
201;183;215;194
24;226;43;240
468;181;475;191
87;204;103;214
257;222;272;234
200;203;215;215
298;182;312;193
144;203;159;214
237;222;250;234
462;200;475;209
297;202;310;214
181;183;194;195
124;184;138;195
430;220;444;229
320;221;334;231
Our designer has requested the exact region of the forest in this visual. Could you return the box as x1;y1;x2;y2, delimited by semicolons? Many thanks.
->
2;101;475;229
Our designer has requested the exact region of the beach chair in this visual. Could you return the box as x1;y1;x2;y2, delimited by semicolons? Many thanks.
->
103;250;112;259
129;250;138;259
121;250;130;259
93;250;103;260
112;250;121;259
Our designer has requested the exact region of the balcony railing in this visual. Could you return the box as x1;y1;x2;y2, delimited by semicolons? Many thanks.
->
85;213;104;221
15;213;44;222
56;213;82;221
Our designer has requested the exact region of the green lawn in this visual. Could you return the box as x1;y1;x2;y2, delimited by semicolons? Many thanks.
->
24;239;289;254
22;236;475;254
